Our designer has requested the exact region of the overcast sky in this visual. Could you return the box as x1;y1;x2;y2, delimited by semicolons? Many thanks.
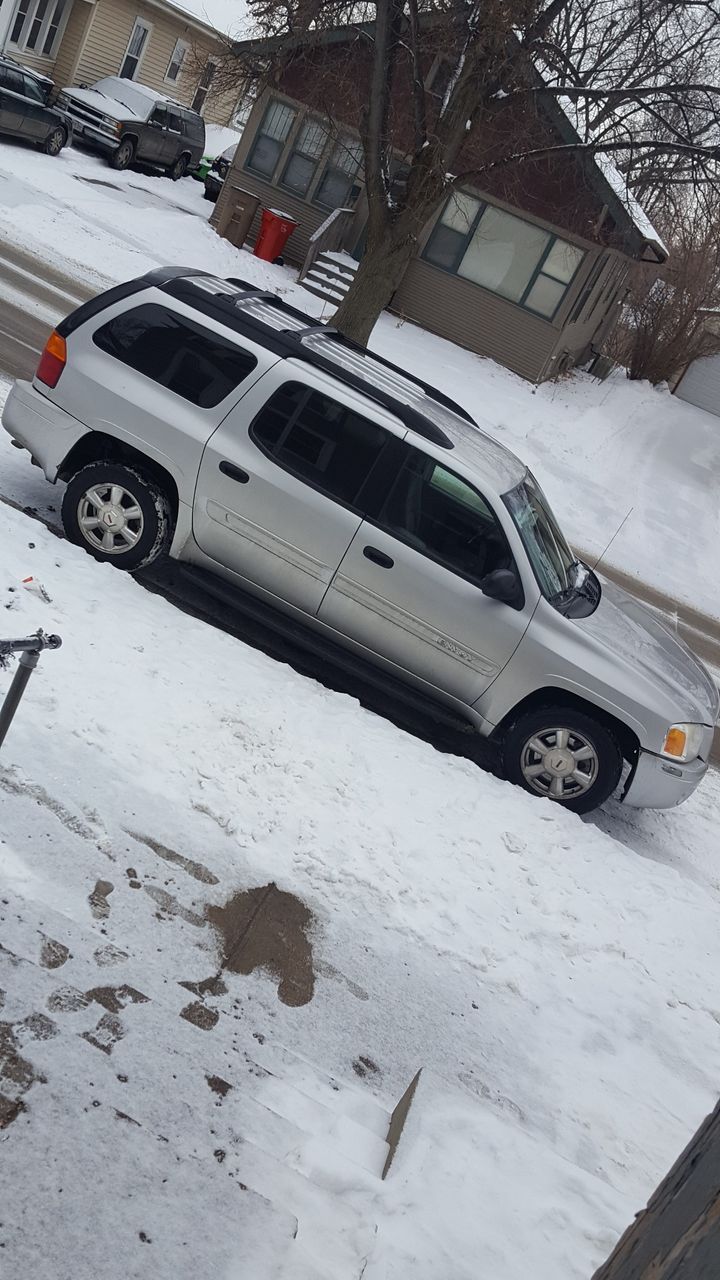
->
173;0;250;36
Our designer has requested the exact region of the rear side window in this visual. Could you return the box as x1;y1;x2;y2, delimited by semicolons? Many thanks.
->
93;304;257;408
251;382;389;506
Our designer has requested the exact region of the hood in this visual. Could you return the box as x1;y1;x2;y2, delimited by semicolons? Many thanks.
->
62;87;138;121
581;578;719;726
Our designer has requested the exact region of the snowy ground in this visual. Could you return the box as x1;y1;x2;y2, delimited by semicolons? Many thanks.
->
2;137;720;1277
1;140;719;620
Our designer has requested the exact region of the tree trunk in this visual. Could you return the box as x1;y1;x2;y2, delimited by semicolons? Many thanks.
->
329;230;421;347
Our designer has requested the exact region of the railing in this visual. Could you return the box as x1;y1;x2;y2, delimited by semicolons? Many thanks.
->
298;207;356;282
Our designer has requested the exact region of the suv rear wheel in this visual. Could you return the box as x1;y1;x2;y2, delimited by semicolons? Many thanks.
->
168;153;189;181
501;705;623;814
110;138;135;171
61;462;172;571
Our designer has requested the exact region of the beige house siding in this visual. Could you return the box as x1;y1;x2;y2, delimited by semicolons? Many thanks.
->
51;0;96;89
71;0;226;120
544;252;628;378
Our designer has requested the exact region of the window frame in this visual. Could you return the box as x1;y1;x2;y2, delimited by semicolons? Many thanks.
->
279;116;329;198
8;0;69;59
244;96;363;211
245;98;298;180
165;37;189;85
373;445;523;600
119;16;152;81
191;58;217;115
249;381;396;515
313;134;363;211
91;303;259;410
423;192;586;323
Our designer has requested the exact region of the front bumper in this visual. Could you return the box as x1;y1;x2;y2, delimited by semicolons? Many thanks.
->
622;747;709;809
66;115;119;152
2;380;88;482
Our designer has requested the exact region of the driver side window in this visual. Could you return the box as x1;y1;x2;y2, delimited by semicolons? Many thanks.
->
149;106;168;128
377;450;513;587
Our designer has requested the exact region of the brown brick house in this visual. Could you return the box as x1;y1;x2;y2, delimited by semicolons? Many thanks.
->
211;26;667;382
0;0;239;125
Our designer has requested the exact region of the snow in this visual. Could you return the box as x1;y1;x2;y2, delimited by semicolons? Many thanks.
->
202;124;241;158
1;136;720;1276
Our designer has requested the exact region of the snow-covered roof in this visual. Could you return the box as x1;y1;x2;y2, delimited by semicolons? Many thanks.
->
556;95;667;262
167;0;249;37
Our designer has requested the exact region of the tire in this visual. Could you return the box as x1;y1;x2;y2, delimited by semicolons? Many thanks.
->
217;160;229;179
61;462;172;572
43;126;66;157
501;705;623;815
110;138;135;171
168;153;189;181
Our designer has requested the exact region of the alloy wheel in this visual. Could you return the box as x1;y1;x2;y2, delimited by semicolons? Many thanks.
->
77;483;145;556
520;726;599;800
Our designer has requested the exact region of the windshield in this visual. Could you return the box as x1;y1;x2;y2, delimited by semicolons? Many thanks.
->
503;473;577;599
92;78;156;117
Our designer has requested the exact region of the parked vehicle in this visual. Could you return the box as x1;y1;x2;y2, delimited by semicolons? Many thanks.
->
0;54;71;156
55;77;204;179
203;144;236;201
3;268;718;814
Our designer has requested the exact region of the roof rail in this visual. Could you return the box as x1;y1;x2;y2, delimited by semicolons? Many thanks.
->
158;273;474;449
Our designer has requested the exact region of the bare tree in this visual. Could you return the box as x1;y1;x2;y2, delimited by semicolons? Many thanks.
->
226;0;720;345
609;198;720;382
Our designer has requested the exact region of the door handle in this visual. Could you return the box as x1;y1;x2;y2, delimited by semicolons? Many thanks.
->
363;545;394;568
219;461;249;484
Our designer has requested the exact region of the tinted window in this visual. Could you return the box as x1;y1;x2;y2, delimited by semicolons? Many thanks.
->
168;111;183;133
22;75;46;103
93;304;257;408
251;382;388;506
1;67;24;95
378;450;513;586
149;105;168;127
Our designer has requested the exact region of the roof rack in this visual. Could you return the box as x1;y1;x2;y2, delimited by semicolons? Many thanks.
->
149;269;476;449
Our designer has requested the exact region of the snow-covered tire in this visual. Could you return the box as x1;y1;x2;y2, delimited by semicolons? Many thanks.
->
110;138;135;171
501;705;623;815
61;462;172;572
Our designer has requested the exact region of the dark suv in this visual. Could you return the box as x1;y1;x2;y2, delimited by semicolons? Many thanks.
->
0;55;71;156
56;76;205;179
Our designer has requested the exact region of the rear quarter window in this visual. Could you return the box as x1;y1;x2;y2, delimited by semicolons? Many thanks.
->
93;303;257;408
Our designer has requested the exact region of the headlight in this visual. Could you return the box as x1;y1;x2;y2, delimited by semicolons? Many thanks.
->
662;723;704;763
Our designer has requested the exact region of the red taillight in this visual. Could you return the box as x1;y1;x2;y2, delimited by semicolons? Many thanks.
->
36;331;67;388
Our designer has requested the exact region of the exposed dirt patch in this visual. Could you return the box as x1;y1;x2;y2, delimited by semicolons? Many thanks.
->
206;1073;232;1098
180;975;227;998
86;985;149;1014
47;986;90;1014
93;944;128;968
353;1055;380;1079
39;937;70;970
143;885;205;927
0;1092;26;1129
126;832;219;885
207;882;316;1008
88;880;114;920
180;1001;219;1031
81;1012;124;1055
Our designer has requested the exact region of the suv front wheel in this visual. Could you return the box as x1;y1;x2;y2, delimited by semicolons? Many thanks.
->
61;462;171;571
501;705;623;814
110;138;135;171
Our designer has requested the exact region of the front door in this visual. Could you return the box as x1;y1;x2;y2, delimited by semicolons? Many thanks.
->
143;105;172;165
319;449;534;704
17;72;50;141
194;377;397;614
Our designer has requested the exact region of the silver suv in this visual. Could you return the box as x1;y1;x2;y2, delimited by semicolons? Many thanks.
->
3;268;717;814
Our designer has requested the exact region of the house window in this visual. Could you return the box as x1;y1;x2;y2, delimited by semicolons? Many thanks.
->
246;99;297;178
281;118;328;196
9;0;68;58
119;17;152;81
191;59;216;114
165;39;189;84
424;192;585;319
315;135;363;209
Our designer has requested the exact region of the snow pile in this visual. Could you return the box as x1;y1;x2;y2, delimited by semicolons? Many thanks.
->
203;124;241;158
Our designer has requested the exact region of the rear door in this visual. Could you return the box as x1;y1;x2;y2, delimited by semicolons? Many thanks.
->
319;447;534;703
0;66;25;136
193;378;398;614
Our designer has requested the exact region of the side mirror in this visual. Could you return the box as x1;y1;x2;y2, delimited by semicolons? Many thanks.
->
481;568;520;604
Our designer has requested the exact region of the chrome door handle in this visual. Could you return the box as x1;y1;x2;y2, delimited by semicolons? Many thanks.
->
363;546;394;568
219;461;249;484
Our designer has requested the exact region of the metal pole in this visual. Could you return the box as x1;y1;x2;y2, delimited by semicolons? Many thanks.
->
0;632;62;751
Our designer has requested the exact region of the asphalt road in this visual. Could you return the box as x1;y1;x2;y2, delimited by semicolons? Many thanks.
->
1;237;718;769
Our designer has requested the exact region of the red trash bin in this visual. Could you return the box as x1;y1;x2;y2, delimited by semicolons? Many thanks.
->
253;208;298;262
